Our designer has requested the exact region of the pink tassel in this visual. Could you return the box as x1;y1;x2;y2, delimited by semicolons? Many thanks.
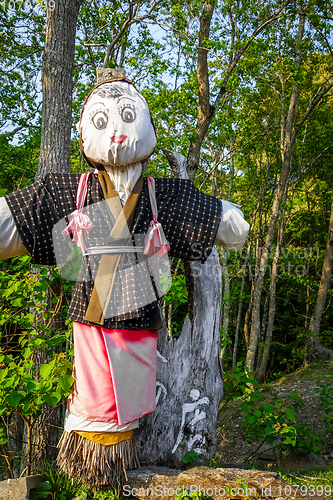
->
62;209;93;253
144;221;170;257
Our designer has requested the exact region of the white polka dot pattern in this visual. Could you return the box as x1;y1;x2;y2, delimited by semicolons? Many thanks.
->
5;174;222;330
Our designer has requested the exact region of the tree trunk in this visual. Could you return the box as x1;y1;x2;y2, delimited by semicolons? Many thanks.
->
135;151;223;466
28;0;84;470
306;204;333;360
232;247;249;368
220;248;230;369
37;0;83;178
256;203;286;383
256;289;269;375
245;8;306;372
186;2;290;180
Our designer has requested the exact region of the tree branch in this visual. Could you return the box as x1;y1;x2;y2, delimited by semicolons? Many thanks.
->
102;0;164;68
291;77;333;147
213;0;291;112
197;1;215;121
186;0;291;179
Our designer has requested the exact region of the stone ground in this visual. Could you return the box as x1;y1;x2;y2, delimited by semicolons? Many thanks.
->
215;362;333;471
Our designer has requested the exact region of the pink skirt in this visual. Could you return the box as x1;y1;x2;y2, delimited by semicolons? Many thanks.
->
67;322;157;425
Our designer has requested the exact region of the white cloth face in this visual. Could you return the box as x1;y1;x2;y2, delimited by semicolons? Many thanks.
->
78;81;157;167
215;200;250;251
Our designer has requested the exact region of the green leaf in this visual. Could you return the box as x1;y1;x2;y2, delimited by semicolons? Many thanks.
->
44;392;61;406
58;374;74;393
285;409;296;422
0;368;8;382
31;338;44;348
240;401;252;410
0;434;8;445
246;414;258;424
35;481;53;492
5;391;24;408
27;380;37;393
263;403;274;414
266;435;277;446
40;363;53;379
22;348;33;359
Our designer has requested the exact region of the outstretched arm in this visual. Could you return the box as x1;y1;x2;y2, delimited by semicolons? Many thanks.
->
0;197;28;260
163;150;249;253
215;200;250;251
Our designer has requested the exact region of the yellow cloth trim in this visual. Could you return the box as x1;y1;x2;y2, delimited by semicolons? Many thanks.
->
74;429;133;446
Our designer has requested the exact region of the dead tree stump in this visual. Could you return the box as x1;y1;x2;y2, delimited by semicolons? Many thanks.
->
135;151;223;466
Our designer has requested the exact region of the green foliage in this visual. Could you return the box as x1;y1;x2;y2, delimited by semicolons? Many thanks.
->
315;380;333;438
220;364;327;457
277;466;333;494
0;255;73;473
94;490;121;500
182;450;199;465
35;463;90;500
222;362;259;401
1;0;333;480
175;490;211;500
162;262;188;335
241;389;325;455
0;349;73;428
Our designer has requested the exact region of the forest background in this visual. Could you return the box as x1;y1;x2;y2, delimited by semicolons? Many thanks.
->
0;0;333;480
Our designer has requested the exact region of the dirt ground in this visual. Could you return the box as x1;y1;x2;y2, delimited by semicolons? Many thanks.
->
215;362;333;471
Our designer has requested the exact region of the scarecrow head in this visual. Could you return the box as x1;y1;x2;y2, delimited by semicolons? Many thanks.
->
77;78;156;169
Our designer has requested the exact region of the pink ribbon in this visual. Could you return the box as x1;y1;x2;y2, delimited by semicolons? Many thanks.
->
62;173;93;253
144;177;170;257
62;209;93;253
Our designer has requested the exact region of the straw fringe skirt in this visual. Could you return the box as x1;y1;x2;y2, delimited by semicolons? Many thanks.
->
57;323;157;490
57;430;139;491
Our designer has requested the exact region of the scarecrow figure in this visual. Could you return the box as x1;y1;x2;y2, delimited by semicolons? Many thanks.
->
0;75;249;489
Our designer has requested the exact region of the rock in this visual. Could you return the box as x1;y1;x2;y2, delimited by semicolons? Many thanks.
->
253;442;278;460
0;475;43;500
124;466;298;500
278;450;326;470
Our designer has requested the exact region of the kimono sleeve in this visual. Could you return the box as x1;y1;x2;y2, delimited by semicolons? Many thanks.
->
157;179;222;264
4;173;61;265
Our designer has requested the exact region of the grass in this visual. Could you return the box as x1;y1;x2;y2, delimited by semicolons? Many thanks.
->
275;362;333;385
34;462;91;499
276;467;333;498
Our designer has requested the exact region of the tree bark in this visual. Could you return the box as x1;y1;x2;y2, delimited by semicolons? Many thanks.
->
135;150;223;466
306;204;333;360
245;7;306;372
256;196;287;383
37;0;83;178
186;0;215;181
256;289;269;375
220;248;230;369
186;2;291;180
27;0;84;470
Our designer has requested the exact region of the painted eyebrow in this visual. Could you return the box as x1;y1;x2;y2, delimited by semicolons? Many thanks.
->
86;101;107;111
117;96;136;103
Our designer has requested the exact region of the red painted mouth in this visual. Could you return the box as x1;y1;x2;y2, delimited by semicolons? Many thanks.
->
110;135;127;144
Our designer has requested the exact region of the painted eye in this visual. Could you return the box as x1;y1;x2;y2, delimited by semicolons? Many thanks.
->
120;104;137;123
91;110;108;130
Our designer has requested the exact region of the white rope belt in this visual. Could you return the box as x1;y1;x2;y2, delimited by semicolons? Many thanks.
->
84;246;144;256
